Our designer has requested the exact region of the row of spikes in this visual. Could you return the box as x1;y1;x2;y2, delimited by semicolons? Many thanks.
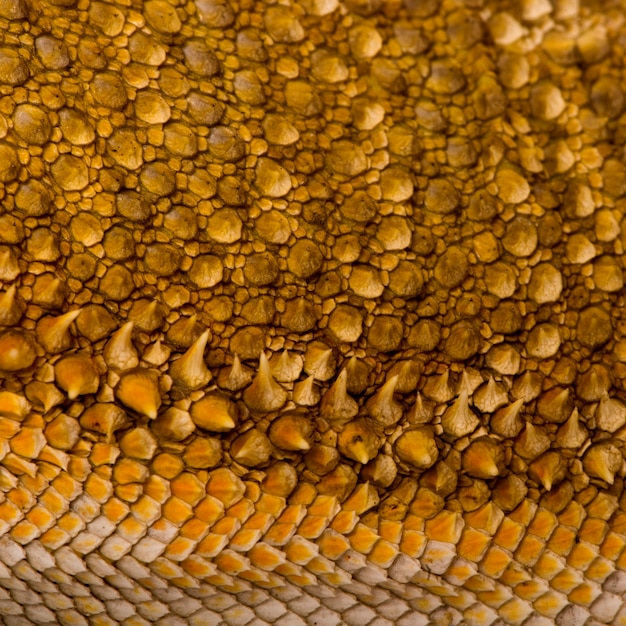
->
96;322;626;435
2;289;616;404
6;306;626;439
5;357;622;489
47;343;624;486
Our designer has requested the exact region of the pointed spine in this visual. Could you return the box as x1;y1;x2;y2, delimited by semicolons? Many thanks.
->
512;371;542;402
407;391;433;424
230;428;273;467
270;349;303;382
556;408;588;448
423;370;454;403
0;248;19;281
269;413;313;451
458;370;478;397
142;340;171;367
345;355;370;394
132;300;162;332
474;376;507;413
219;354;252;391
388;359;422;393
583;441;622;484
320;369;358;425
515;422;551;460
537;387;572;423
441;390;479;438
36;309;81;354
304;344;335;381
115;369;161;420
190;394;237;432
595;394;626;433
367;375;402;427
37;277;62;304
55;355;100;400
167;314;199;348
169;330;212;391
529;451;566;491
462;437;504;479
394;427;439;469
293;375;319;406
104;322;139;370
243;353;287;413
0;285;22;326
338;419;381;465
491;399;524;438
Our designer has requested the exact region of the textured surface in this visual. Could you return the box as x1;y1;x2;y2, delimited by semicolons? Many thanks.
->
1;0;626;624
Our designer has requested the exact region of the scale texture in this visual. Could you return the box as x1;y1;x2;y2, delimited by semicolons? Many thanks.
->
0;0;625;624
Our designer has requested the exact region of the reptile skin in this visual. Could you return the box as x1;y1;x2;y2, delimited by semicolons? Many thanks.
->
0;0;625;624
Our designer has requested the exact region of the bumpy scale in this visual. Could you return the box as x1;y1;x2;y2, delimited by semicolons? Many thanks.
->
0;0;625;625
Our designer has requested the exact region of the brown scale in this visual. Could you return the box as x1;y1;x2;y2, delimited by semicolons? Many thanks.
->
0;0;625;623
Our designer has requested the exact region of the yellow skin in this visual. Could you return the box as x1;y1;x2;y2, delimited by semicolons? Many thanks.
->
0;0;624;624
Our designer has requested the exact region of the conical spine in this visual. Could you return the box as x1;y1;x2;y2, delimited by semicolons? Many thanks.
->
243;353;287;413
441;390;479;438
367;375;402;427
37;309;81;354
0;285;22;326
104;322;139;370
169;330;212;390
320;369;358;425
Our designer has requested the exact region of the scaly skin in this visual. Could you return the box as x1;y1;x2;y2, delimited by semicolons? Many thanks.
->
0;0;625;624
